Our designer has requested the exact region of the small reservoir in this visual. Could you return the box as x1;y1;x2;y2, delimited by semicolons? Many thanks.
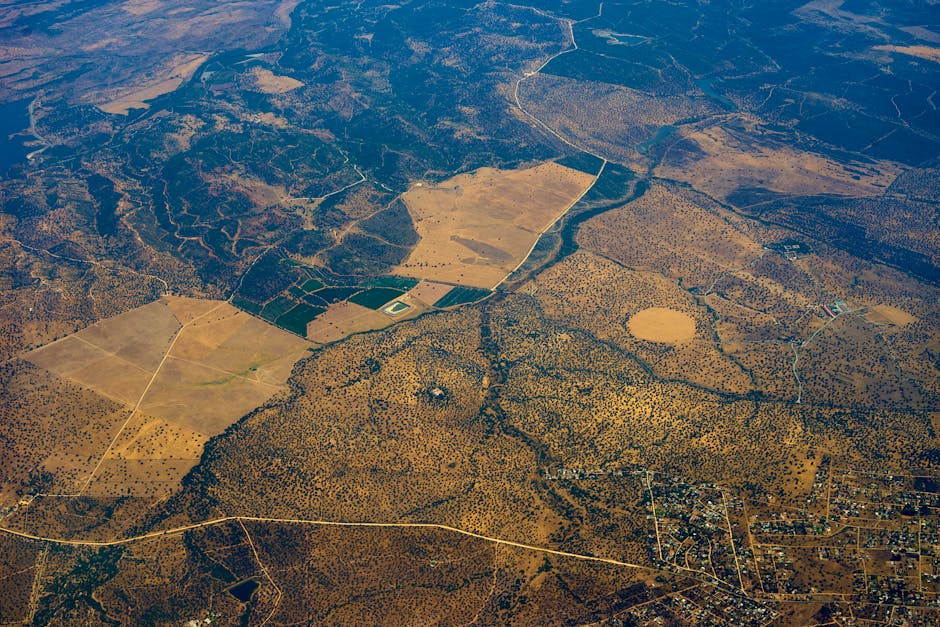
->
227;579;260;602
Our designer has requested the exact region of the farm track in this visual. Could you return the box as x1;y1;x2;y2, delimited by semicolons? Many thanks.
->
0;515;655;572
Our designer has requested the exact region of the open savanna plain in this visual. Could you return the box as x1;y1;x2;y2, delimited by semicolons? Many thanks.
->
7;260;930;623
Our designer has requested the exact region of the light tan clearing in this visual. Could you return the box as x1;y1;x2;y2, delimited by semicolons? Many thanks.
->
518;73;718;170
795;0;884;28
107;414;207;460
396;162;596;288
275;0;304;28
26;299;180;403
167;303;314;385
137;357;281;436
655;119;900;200
251;111;290;128
36;403;130;496
23;296;310;496
83;414;207;497
84;458;205;497
249;67;304;93
81;37;120;52
865;304;917;327
64;356;153;406
579;182;763;283
164;114;205;151
120;0;162;15
221;171;292;208
900;26;940;44
305;299;424;344
96;53;208;115
0;45;42;64
627;308;697;344
407;280;454;306
71;300;179;371
163;294;221;324
873;44;940;64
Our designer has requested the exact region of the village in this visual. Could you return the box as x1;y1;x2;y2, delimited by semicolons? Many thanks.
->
546;461;940;622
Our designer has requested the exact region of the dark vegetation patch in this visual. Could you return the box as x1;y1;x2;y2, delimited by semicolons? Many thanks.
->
282;229;332;257
543;50;663;91
275;303;325;336
237;253;304;303
313;286;362;303
915;477;940;493
34;546;123;625
87;174;121;237
555;152;605;175
259;296;296;322
324;233;409;275
745;197;940;285
358;199;419;247
231;296;262;316
0;99;31;175
363;275;420;290
432;286;491;308
578;163;636;204
228;579;259;603
349;287;405;309
300;278;325;292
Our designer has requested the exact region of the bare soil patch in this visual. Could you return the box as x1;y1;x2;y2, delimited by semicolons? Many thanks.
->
84;458;203;497
519;73;719;168
164;303;311;383
275;0;303;28
865;304;917;327
164;294;222;324
873;45;940;64
408;281;454;306
64;356;153;406
249;67;305;93
655;118;900;200
73;299;180;371
0;361;130;502
120;0;162;16
85;413;207;497
20;296;310;496
138;358;281;436
306;300;424;344
97;53;208;115
108;414;207;460
396;162;596;288
627;308;697;344
25;300;179;404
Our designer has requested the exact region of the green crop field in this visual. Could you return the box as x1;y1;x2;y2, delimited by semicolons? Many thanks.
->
349;287;405;310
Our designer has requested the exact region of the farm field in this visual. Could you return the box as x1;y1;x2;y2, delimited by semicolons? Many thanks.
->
16;296;310;498
304;297;424;344
396;161;597;288
407;280;453;306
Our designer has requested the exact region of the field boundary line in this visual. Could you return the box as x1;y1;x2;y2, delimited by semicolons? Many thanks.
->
75;302;228;496
492;158;607;289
